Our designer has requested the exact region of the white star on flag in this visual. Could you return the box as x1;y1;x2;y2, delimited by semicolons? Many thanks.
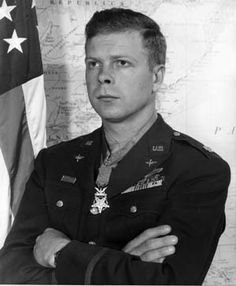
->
4;30;27;53
0;0;16;21
31;0;36;8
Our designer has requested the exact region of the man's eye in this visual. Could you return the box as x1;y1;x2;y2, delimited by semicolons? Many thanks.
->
87;61;100;69
115;60;130;67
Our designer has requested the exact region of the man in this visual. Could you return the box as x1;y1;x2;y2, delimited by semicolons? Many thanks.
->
0;8;230;285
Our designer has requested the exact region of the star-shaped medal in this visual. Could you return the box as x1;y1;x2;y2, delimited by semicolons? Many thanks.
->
90;187;110;214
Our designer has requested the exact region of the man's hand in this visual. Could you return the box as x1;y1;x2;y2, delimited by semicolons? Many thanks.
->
33;228;71;268
123;225;178;263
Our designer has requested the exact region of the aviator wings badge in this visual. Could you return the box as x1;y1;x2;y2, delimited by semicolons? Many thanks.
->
75;154;85;162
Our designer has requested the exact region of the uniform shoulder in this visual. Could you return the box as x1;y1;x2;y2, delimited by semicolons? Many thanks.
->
41;127;100;155
172;130;224;161
171;130;230;179
46;134;86;153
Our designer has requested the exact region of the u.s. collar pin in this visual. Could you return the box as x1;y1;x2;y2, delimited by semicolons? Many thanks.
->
152;145;164;152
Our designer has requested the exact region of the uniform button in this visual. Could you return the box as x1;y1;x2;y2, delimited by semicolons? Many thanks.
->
130;205;137;213
88;241;96;245
173;131;181;136
56;200;63;207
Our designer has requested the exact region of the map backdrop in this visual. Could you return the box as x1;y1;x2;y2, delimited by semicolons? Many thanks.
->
35;0;236;284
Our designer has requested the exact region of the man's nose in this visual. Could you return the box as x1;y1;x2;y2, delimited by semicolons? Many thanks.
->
98;66;114;84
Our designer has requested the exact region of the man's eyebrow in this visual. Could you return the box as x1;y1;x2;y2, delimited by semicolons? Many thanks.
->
110;55;137;61
85;57;98;61
85;55;138;63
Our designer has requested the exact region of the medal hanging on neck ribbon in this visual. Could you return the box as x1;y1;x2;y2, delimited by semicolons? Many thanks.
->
90;153;113;215
90;186;110;215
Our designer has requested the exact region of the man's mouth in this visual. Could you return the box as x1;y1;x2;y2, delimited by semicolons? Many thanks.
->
97;95;118;100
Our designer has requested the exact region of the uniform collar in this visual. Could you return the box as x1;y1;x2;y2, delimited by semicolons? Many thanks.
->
106;113;174;198
100;112;157;163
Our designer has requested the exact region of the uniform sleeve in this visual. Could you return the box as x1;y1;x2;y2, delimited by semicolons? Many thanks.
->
0;149;55;284
55;157;230;285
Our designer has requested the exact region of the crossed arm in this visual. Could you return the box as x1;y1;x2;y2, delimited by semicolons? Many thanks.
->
33;225;178;268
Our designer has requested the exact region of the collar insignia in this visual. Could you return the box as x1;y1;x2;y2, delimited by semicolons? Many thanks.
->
146;159;157;167
152;145;164;152
75;154;85;162
85;140;93;146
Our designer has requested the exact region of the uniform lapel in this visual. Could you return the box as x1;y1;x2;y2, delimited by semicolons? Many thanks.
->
72;127;102;193
107;115;173;198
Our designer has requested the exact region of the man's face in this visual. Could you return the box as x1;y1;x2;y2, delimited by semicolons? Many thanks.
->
85;31;159;123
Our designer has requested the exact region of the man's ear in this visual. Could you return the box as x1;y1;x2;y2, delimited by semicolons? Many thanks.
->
152;65;165;92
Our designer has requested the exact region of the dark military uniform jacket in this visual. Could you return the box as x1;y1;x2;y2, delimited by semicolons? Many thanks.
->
0;114;230;284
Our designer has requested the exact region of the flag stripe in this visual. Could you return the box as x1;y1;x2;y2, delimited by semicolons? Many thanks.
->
0;86;35;216
22;74;47;156
0;147;11;248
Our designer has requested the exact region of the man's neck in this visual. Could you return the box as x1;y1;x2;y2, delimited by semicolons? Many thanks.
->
103;110;157;154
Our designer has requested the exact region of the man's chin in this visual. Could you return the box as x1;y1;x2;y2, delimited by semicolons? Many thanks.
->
102;116;123;123
100;113;136;124
99;112;125;123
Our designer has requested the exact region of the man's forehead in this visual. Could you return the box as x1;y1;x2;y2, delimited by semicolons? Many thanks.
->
87;28;142;39
85;30;147;56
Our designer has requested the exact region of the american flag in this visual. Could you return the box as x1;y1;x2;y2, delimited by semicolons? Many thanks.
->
0;0;46;248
